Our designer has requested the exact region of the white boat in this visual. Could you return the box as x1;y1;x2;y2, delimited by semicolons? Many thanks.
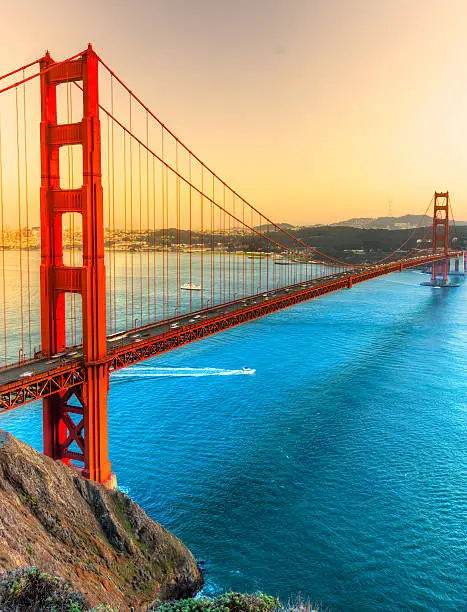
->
242;366;256;374
180;282;201;291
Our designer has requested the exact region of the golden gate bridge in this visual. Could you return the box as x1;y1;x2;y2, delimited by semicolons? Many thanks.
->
0;45;462;486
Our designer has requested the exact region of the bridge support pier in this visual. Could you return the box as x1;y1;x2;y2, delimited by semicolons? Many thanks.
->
448;252;465;276
430;259;450;286
40;46;114;485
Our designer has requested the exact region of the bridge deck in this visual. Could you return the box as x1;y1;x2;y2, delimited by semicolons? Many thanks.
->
0;253;450;412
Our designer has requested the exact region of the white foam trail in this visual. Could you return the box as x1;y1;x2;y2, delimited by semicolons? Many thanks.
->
111;366;256;379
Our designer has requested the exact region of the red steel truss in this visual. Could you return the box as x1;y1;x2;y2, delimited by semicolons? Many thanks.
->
0;364;84;412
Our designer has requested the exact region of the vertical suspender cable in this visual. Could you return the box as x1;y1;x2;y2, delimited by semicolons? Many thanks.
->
231;194;235;301
250;207;254;296
0;118;6;364
272;223;276;288
111;77;117;332
165;148;169;318
228;191;232;302
176;142;180;314
138;142;143;326
265;217;269;292
129;94;134;327
189;155;193;312
242;200;245;298
220;186;224;302
211;176;214;304
261;214;264;293
152;155;157;321
146;112;150;324
22;73;32;357
161;128;166;319
107;109;113;334
123;128;129;329
200;167;204;308
218;185;222;302
15;88;24;357
223;184;226;302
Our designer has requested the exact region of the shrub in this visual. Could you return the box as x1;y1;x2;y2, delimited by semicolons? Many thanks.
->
281;596;327;612
150;597;213;612
0;566;89;611
150;592;279;612
213;592;278;612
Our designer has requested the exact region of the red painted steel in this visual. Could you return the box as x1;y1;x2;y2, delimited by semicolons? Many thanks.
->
0;363;85;412
39;46;112;485
108;253;449;371
432;192;450;282
0;252;453;418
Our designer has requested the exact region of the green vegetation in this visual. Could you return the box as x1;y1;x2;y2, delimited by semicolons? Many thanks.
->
18;491;40;511
6;221;467;265
108;224;467;265
267;225;467;264
0;567;325;611
150;594;326;612
150;592;279;612
0;566;89;611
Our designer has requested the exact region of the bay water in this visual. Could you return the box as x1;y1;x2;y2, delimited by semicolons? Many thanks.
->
1;266;466;610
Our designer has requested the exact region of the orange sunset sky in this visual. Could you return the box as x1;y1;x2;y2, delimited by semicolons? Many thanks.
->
2;0;467;225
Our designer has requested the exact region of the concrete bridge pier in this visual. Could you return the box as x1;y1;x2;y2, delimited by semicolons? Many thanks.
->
448;252;465;276
421;257;461;287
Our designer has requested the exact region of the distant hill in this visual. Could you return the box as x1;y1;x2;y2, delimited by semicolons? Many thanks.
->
330;214;467;230
254;222;296;231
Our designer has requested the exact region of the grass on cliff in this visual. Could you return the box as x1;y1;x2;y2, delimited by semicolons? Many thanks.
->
0;566;324;611
150;592;279;611
150;594;325;612
0;566;89;611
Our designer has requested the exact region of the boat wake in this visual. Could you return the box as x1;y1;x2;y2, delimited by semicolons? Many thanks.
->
111;366;256;379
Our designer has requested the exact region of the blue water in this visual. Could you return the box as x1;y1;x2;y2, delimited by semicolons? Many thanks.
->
1;271;466;611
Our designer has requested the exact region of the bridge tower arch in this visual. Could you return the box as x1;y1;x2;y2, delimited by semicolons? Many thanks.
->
431;191;450;284
39;46;113;485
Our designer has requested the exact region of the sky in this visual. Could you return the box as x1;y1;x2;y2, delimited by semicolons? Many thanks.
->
2;0;467;225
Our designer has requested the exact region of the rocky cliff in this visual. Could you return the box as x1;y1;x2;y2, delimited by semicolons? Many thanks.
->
0;430;203;609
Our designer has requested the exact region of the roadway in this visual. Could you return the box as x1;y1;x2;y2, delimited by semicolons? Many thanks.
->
0;272;340;385
0;252;452;406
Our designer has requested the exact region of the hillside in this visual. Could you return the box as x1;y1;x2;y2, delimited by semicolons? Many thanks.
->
329;214;467;230
0;430;203;610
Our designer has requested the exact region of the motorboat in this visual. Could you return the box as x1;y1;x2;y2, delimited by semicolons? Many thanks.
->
181;282;201;291
242;366;256;374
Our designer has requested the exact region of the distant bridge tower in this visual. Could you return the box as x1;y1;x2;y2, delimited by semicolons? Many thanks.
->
39;46;114;486
431;191;450;284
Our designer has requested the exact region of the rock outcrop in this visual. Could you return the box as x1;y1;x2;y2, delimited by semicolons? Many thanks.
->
0;430;203;609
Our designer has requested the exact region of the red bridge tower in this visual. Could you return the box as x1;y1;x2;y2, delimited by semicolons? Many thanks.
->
431;191;450;284
40;46;114;486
